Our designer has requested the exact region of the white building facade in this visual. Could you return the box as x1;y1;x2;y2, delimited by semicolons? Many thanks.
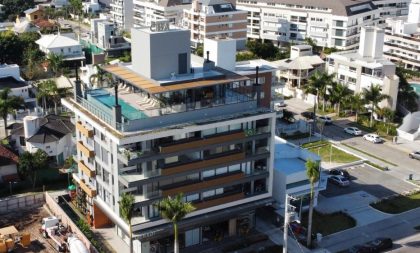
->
36;33;85;61
236;0;383;50
110;0;133;30
133;0;191;27
326;26;400;110
383;0;420;71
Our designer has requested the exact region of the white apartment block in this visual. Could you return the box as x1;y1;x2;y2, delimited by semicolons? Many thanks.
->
236;0;384;50
110;0;133;30
383;0;420;71
183;0;247;49
133;0;192;27
326;26;399;110
374;0;410;18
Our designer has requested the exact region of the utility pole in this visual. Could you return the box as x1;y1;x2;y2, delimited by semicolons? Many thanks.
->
283;194;297;253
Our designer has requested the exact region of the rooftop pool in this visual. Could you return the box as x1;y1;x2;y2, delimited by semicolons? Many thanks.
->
410;83;420;96
89;90;147;120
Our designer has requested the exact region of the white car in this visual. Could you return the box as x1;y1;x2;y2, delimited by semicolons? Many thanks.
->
318;116;332;124
328;175;350;187
363;134;383;143
344;127;362;136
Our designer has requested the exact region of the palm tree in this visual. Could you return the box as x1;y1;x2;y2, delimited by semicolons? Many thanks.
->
382;108;395;135
328;82;352;116
348;93;365;122
305;159;320;248
362;84;390;127
47;53;64;77
0;88;23;136
119;193;135;253
158;194;196;253
303;71;335;111
36;79;58;114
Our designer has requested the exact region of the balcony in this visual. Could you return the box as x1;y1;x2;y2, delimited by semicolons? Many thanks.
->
162;172;244;197
77;141;95;158
193;192;245;210
76;121;94;138
78;161;95;178
162;151;246;176
79;179;96;198
159;130;246;154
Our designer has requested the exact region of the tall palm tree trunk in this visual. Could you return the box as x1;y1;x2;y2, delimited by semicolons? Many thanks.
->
3;116;8;137
129;223;133;253
370;103;374;127
355;111;359;122
174;222;179;253
307;187;315;248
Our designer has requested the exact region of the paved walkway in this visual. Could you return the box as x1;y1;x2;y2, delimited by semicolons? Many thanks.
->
317;191;391;226
318;207;420;252
93;226;127;253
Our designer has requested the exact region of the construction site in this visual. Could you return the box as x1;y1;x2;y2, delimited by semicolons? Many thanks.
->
0;206;58;252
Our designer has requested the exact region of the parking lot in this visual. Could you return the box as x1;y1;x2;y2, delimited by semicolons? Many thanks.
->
321;164;418;199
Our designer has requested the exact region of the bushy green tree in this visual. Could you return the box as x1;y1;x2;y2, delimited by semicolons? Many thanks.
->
0;88;23;135
18;150;49;189
396;67;419;112
0;0;35;21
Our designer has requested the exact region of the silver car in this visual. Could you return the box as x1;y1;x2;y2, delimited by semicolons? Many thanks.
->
344;127;362;136
328;175;350;187
409;151;420;160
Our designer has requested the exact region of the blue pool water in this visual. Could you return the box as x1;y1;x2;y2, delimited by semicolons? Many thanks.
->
410;83;420;96
94;94;147;120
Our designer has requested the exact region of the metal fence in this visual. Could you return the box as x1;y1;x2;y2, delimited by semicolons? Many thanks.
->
0;193;45;214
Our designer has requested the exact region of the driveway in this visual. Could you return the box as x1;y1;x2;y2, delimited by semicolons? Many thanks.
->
321;165;417;199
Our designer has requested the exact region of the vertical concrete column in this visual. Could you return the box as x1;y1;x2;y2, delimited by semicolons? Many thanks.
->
228;218;237;236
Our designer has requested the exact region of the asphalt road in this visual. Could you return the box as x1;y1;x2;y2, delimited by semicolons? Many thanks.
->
319;208;420;252
322;165;416;198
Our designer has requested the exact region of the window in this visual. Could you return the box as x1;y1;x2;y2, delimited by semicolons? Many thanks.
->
216;167;228;175
19;136;26;146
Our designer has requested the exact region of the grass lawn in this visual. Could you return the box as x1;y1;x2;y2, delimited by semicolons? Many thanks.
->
370;191;420;214
301;211;356;236
302;141;359;163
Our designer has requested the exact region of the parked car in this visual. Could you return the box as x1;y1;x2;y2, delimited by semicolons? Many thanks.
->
363;134;383;143
344;127;362;136
409;151;420;160
365;237;393;252
328;175;350;187
301;111;315;119
329;169;350;179
318;115;333;124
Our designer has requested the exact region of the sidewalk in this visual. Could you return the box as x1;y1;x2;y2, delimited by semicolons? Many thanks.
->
93;226;126;253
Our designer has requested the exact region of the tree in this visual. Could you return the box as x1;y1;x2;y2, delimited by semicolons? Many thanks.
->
47;53;64;77
119;193;135;253
22;46;45;80
18;149;49;189
382;108;395;135
305;159;320;248
36;79;58;114
396;67;419;112
195;44;203;57
0;88;23;136
328;82;352;115
362;84;390;127
158;194;196;253
0;0;35;21
0;31;25;64
303;71;335;111
246;40;280;60
347;93;365;122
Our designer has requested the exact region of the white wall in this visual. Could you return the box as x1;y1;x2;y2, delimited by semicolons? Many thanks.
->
0;164;18;181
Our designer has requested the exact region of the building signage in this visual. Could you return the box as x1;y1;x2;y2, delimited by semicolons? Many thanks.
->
150;20;170;32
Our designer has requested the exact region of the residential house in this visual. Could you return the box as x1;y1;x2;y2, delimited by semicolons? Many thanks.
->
0;64;36;107
326;26;399;110
24;5;44;22
0;145;19;183
183;0;247;49
90;18;130;56
383;0;420;71
62;22;276;252
13;17;39;34
8;115;75;165
83;0;101;13
270;45;324;103
36;33;86;62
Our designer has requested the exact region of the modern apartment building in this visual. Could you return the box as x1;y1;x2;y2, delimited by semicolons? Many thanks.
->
183;0;247;49
110;0;133;30
383;0;420;71
236;0;383;50
63;22;276;252
326;26;399;110
374;0;410;18
90;18;131;55
133;0;192;27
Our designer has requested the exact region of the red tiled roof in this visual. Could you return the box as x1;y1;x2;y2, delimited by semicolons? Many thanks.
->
0;145;19;166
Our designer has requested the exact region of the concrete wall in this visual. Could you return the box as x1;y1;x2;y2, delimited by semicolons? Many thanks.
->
131;28;191;80
45;192;99;253
0;193;44;214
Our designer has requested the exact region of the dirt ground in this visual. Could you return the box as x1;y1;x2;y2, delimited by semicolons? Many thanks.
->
0;207;58;253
